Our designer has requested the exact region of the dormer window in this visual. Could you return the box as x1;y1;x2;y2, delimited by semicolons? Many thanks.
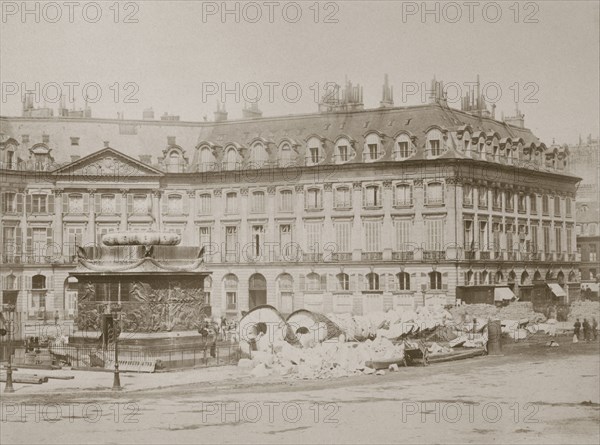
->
164;147;187;173
224;148;239;171
334;137;355;164
395;134;412;160
364;133;382;162
306;137;323;166
463;132;471;152
279;143;293;167
199;146;215;172
249;142;268;168
427;129;443;157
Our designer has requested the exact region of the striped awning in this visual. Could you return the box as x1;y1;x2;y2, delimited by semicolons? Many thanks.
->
494;287;516;302
547;283;567;298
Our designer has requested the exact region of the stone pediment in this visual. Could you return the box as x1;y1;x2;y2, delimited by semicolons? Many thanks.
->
53;147;164;178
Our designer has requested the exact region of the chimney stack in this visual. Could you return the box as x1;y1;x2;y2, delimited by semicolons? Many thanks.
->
143;107;155;120
379;74;394;108
214;102;228;122
242;102;262;119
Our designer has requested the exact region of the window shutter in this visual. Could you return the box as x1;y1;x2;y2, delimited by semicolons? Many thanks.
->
46;227;53;253
0;193;4;213
115;194;122;214
16;193;24;213
62;193;69;213
423;183;428;205
26;228;33;255
410;272;416;290
48;194;54;213
147;194;153;213
328;273;334;291
15;227;22;255
299;274;305;291
127;194;134;214
24;275;32;290
409;185;413;205
387;274;397;291
441;183;445;204
197;195;202;216
161;194;168;214
320;274;327;291
421;272;428;291
0;276;3;291
95;194;101;214
26;194;32;214
442;272;448;290
83;193;89;213
16;275;22;290
362;187;366;207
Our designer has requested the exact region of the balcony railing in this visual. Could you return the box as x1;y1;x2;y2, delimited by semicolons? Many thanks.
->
303;253;323;262
331;252;352;261
392;251;414;261
423;251;446;261
362;252;383;261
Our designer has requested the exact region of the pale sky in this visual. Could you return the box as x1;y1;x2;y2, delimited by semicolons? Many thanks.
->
1;0;598;144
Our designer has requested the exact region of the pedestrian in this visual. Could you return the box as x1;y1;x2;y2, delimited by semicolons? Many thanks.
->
221;316;227;340
592;317;598;341
582;319;591;342
54;310;59;325
573;319;581;343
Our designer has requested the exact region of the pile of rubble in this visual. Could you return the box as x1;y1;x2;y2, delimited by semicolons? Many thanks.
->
450;302;546;324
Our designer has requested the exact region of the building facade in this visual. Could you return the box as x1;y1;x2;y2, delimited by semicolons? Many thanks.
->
0;91;582;338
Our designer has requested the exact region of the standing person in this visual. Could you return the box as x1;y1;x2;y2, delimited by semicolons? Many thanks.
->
574;319;581;343
592;317;598;341
582;319;591;342
221;316;227;340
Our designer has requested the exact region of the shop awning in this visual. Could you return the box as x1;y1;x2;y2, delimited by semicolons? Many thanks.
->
547;283;567;298
494;287;516;302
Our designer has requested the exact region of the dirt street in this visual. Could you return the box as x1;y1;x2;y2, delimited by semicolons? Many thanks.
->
1;339;599;444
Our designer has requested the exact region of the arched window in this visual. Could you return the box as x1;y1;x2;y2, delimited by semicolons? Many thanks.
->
533;271;542;281
224;148;238;171
495;271;503;284
249;142;268;168
4;274;16;290
199;147;214;172
395;134;412;159
32;274;46;289
394;184;413;206
366;272;379;290
279;143;293;167
427;129;443;157
306;272;321;291
277;273;294;313
223;274;238;310
429;271;442;290
397;272;410;290
364;133;382;161
465;270;474;285
521;271;529;285
481;271;488;285
557;271;565;286
336;273;349;291
166;150;183;173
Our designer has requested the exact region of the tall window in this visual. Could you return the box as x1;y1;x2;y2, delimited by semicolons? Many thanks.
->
167;194;183;215
363;185;381;207
198;193;211;215
566;227;572;253
366;273;380;290
464;220;474;250
478;187;488;208
336;139;351;163
425;182;444;205
506;223;514;252
479;221;488;250
279;190;293;212
555;227;562;253
2;192;17;213
306;273;321;291
530;194;537;213
68;194;83;214
305;222;322;255
199;227;211;256
336;273;349;291
530;225;538;253
397;272;410;290
396;134;411;159
335;221;351;253
542;195;549;215
364;220;381;252
306;137;322;165
226;192;238;213
225;226;238;260
394;220;411;251
251;191;266;213
305;188;322;210
224;274;238;310
505;191;514;211
100;194;116;214
429;271;442;290
566;198;572;217
365;134;381;161
334;187;352;208
279;224;293;258
394;184;412;206
463;185;473;206
543;226;551;253
518;194;526;213
251;225;265;258
492;223;501;253
427;129;442;156
493;189;502;209
590;245;597;262
249;143;268;168
426;219;444;251
554;196;561;217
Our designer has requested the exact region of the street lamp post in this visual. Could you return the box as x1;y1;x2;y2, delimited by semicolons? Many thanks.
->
111;307;122;391
3;304;15;393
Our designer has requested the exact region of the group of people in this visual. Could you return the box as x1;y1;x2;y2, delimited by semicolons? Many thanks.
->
573;317;598;342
